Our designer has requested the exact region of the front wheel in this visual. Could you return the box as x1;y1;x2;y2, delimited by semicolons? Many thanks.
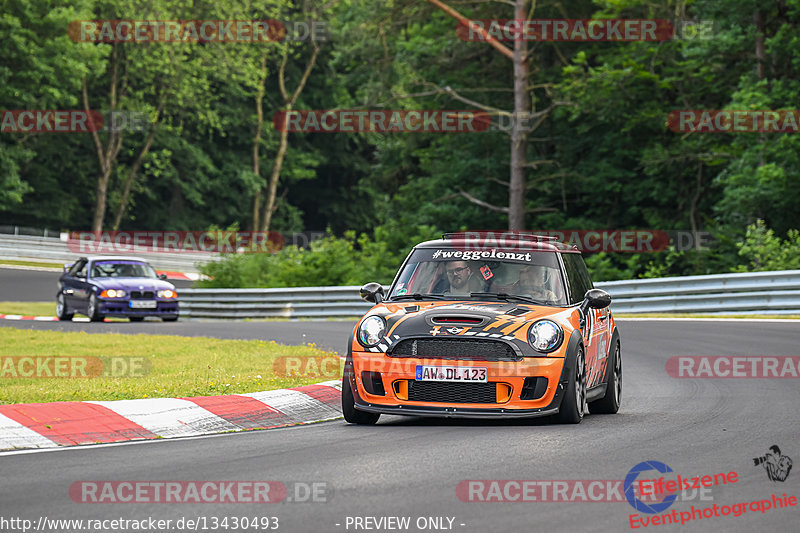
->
557;347;586;424
87;293;104;322
589;341;622;414
162;316;178;322
342;374;380;425
56;293;73;321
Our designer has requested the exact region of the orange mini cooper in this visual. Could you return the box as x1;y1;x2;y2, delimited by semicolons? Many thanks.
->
342;232;621;425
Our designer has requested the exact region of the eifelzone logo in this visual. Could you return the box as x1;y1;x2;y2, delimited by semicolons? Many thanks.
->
753;445;793;482
625;461;678;514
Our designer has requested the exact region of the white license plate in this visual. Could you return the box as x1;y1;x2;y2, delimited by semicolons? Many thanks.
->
129;300;157;309
415;365;488;382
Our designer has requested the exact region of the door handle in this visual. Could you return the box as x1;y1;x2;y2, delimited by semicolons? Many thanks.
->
598;314;608;321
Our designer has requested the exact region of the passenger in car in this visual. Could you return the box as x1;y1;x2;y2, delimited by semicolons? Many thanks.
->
513;265;558;301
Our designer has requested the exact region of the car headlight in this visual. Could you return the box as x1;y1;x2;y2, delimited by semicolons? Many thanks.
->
358;315;386;348
158;289;177;298
100;289;126;298
528;319;564;353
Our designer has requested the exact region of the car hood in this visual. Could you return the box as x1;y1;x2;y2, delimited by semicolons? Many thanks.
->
362;300;573;352
90;277;175;291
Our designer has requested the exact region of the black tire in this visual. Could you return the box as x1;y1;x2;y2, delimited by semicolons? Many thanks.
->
129;317;144;322
162;316;178;322
87;293;104;322
342;375;380;425
589;340;622;414
56;293;73;321
557;346;586;424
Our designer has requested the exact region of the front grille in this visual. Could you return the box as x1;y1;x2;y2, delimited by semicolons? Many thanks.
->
408;381;498;403
130;290;155;299
390;338;520;361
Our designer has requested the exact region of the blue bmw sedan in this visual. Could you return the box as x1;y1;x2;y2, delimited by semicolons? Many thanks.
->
57;256;179;322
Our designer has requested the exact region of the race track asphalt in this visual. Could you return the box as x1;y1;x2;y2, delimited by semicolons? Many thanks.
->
1;318;798;532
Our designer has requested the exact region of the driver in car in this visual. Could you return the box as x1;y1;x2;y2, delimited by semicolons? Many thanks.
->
514;265;557;301
444;261;473;296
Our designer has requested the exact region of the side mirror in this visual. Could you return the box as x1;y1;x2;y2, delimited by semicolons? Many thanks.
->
158;273;167;280
63;263;73;273
360;282;384;304
580;288;611;314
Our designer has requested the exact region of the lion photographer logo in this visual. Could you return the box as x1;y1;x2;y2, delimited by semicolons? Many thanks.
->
753;445;793;482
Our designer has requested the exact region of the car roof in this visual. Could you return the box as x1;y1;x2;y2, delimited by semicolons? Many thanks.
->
414;233;580;253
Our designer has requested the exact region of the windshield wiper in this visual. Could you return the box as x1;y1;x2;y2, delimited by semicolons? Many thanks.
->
390;293;447;301
470;292;548;305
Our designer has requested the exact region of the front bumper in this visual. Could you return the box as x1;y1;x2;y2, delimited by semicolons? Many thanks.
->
353;399;563;419
349;351;568;418
98;300;179;317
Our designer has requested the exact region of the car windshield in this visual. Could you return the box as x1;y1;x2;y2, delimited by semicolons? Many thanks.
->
389;247;568;306
90;260;157;279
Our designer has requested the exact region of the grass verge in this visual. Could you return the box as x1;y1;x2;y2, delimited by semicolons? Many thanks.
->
0;259;64;269
0;301;56;316
0;327;341;404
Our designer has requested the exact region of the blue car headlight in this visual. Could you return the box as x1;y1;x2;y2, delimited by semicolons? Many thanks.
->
358;316;386;348
528;319;564;353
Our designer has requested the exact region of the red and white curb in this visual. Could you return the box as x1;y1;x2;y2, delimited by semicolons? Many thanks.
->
155;270;205;281
0;380;342;451
0;314;58;321
0;314;119;322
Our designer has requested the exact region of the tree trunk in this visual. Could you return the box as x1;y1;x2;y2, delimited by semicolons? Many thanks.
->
92;168;111;233
84;47;124;233
427;0;530;230
110;126;157;231
754;11;766;81
690;163;702;251
111;95;166;230
251;51;268;231
86;44;125;232
508;0;529;230
257;43;319;234
259;105;291;232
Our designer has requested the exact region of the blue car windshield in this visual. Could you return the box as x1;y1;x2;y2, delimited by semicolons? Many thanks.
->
91;261;157;278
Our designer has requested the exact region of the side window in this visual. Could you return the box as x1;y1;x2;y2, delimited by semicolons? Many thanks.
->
69;260;87;278
562;253;593;304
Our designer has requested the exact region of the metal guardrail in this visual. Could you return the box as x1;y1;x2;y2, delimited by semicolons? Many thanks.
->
0;234;218;273
178;270;800;319
179;286;371;318
598;270;800;314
